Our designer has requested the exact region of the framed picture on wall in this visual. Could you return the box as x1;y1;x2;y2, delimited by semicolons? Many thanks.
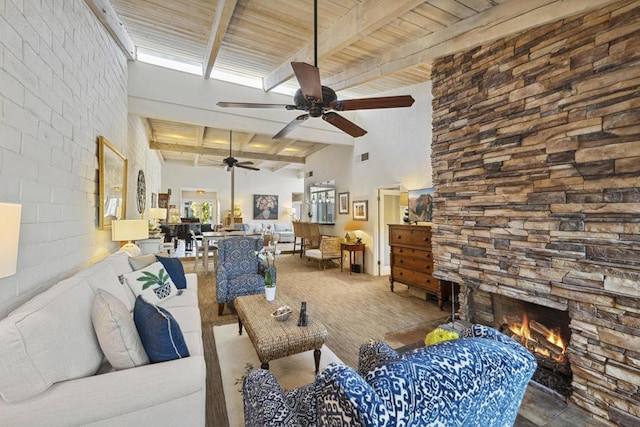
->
408;188;434;222
352;200;368;221
338;192;349;214
254;194;279;220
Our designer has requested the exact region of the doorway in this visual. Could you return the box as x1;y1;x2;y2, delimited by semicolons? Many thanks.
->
374;187;401;276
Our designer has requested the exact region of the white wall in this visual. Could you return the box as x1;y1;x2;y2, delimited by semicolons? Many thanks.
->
305;81;433;274
0;1;160;317
161;163;303;228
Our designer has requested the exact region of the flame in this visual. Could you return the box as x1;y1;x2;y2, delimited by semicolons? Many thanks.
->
508;312;567;363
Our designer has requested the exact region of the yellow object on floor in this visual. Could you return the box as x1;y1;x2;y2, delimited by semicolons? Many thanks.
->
424;328;459;346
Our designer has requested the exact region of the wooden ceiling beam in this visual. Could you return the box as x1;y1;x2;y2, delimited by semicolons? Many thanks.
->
149;141;305;164
203;0;238;78
84;0;136;60
324;0;617;91
262;0;424;91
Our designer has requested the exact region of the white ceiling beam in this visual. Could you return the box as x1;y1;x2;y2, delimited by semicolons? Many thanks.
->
84;0;136;60
324;0;618;91
149;142;305;164
203;0;238;79
262;0;425;92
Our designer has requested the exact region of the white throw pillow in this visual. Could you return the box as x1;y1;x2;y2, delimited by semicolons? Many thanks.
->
122;262;179;305
91;289;149;370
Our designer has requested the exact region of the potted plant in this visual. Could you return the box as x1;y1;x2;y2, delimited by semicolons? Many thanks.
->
254;243;280;301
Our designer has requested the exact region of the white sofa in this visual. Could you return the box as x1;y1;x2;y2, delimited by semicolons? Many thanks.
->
0;250;205;426
252;222;295;243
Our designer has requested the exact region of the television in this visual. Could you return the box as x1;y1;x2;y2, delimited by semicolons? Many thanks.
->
408;188;434;222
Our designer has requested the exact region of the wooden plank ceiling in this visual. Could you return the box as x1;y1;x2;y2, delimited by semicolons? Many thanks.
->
95;0;618;171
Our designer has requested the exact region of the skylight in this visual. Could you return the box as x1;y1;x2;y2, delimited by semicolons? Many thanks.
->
136;49;296;96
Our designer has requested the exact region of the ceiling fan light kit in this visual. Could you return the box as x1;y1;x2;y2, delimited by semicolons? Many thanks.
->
216;1;415;140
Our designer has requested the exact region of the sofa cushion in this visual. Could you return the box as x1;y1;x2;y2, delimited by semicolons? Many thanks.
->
91;290;149;370
156;256;187;289
84;264;134;312
128;254;157;271
0;277;103;402
274;223;290;232
133;296;189;363
123;262;179;305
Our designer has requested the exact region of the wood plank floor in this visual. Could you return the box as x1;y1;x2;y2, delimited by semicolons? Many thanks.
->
185;253;605;427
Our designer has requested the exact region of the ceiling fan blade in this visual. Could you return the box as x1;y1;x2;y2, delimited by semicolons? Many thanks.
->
236;164;260;171
273;114;309;139
291;62;323;101
330;95;415;111
322;112;367;138
217;101;296;109
236;161;254;166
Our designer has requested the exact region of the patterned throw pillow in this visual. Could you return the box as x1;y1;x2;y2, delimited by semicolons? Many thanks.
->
133;296;189;363
122;262;179;305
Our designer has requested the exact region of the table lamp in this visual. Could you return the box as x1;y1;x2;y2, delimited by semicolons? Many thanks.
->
344;221;362;243
399;192;410;222
148;207;167;232
0;203;22;278
112;219;149;256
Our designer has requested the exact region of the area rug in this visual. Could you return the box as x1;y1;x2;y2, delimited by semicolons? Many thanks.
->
213;323;343;426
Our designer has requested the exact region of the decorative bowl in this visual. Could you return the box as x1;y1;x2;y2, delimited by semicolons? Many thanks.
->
271;305;292;321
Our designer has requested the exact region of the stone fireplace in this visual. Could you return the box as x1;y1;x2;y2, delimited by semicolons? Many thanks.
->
430;1;640;425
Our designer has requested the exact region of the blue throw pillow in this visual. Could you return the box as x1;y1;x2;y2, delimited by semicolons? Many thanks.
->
133;296;189;363
156;256;187;289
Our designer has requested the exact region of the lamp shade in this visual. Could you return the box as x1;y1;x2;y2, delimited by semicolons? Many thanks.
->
148;207;167;220
344;220;361;231
0;203;22;278
399;192;409;207
112;220;149;242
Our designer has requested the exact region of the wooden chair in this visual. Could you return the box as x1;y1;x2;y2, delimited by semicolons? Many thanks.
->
293;222;322;258
305;236;342;269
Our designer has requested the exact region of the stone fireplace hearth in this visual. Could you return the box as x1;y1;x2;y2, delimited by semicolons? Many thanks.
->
430;2;640;425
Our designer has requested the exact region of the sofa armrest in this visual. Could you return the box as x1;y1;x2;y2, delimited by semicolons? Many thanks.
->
185;272;198;290
243;370;300;427
0;356;206;427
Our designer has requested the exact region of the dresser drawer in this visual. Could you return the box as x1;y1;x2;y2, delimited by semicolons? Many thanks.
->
391;267;439;292
393;254;434;273
391;246;433;259
389;227;431;247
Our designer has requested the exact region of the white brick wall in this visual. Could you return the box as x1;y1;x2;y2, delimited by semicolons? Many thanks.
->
0;0;158;317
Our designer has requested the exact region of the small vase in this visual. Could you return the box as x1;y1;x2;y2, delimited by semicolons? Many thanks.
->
264;269;275;301
265;286;276;301
262;209;270;219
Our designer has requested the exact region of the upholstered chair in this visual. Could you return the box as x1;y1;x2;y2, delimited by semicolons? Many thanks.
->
305;236;342;269
243;324;537;427
216;236;276;315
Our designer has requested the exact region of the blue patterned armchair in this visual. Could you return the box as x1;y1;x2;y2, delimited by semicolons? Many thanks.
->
216;236;276;315
243;324;537;426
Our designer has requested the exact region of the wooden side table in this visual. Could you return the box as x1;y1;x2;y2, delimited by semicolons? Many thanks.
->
341;242;365;274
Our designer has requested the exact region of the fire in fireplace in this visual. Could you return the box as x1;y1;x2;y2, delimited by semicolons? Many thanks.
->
491;295;572;397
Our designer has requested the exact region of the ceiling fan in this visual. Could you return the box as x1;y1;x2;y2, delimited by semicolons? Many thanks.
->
220;130;259;171
216;0;415;139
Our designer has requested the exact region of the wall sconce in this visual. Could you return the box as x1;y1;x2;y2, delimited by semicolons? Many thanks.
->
344;220;362;243
112;219;149;256
0;203;22;278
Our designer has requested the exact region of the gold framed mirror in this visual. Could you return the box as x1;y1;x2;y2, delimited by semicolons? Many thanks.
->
98;136;127;230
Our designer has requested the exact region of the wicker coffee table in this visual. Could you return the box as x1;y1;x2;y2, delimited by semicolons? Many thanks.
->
234;294;328;374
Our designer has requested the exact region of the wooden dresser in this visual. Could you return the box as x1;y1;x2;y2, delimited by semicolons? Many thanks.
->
388;224;447;310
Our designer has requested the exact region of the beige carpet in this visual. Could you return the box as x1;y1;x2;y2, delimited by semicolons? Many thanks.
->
193;252;450;426
214;323;342;427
